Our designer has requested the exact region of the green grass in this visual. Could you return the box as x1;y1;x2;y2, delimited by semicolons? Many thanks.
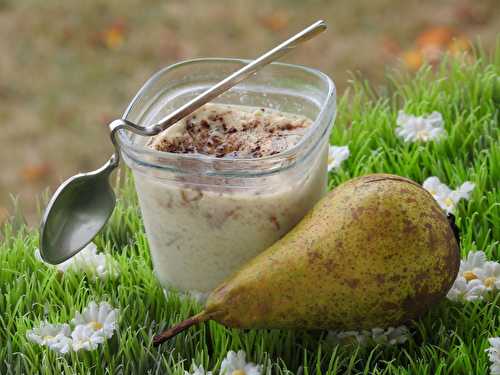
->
1;47;499;374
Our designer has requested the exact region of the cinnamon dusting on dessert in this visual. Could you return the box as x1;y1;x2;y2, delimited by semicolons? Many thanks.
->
147;103;312;158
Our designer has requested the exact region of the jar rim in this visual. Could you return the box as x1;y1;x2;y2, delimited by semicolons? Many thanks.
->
117;58;336;177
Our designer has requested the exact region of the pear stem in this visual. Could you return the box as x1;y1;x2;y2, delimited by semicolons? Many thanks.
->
153;311;208;346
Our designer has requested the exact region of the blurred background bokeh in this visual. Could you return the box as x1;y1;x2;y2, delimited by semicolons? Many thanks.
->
1;0;499;226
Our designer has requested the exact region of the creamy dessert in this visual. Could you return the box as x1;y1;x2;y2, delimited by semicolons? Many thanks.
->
136;103;328;293
148;103;311;158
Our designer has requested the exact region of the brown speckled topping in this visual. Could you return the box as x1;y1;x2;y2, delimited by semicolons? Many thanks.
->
147;103;312;158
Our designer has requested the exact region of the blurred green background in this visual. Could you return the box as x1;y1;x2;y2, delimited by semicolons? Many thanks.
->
0;0;498;225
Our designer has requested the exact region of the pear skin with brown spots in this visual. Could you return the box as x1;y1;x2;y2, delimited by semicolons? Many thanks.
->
154;174;460;344
204;173;459;329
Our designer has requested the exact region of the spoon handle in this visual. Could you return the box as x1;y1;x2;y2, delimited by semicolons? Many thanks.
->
147;20;327;134
108;20;327;167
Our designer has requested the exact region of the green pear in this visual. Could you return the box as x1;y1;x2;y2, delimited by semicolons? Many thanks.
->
154;174;459;345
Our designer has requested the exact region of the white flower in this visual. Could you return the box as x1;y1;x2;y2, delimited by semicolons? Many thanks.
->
26;322;71;352
486;337;500;375
220;350;262;375
34;242;119;280
26;301;120;354
422;177;451;198
395;111;446;142
422;176;475;214
446;276;485;302
71;301;119;339
327;145;350;171
185;364;213;375
445;251;500;302
327;330;370;345
460;251;487;274
48;335;73;354
71;324;105;351
328;326;409;346
371;326;409;345
76;249;120;280
459;251;487;281
475;261;500;291
449;181;475;203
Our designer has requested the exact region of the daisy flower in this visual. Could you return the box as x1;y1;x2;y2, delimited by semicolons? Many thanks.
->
371;326;409;345
327;145;350;171
329;326;409;347
48;335;73;354
184;364;213;375
395;111;446;142
422;176;475;214
486;337;500;375
328;330;370;345
71;301;119;339
34;242;119;280
446;276;486;302
446;181;475;212
475;261;500;291
422;176;451;198
71;324;105;351
76;248;120;280
220;350;262;375
26;322;72;354
459;251;487;281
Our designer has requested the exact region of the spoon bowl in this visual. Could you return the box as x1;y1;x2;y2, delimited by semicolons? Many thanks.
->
39;158;116;264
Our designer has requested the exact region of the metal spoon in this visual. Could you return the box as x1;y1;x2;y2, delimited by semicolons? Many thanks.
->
39;20;327;264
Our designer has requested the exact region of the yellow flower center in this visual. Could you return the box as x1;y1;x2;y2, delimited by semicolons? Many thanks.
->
463;271;478;281
43;335;54;341
444;197;454;208
232;370;246;375
89;321;103;330
485;277;496;289
416;130;429;140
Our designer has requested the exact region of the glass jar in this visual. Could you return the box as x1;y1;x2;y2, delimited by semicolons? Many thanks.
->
117;58;336;294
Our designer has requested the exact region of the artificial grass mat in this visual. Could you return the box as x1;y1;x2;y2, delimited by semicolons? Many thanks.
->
1;47;499;374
